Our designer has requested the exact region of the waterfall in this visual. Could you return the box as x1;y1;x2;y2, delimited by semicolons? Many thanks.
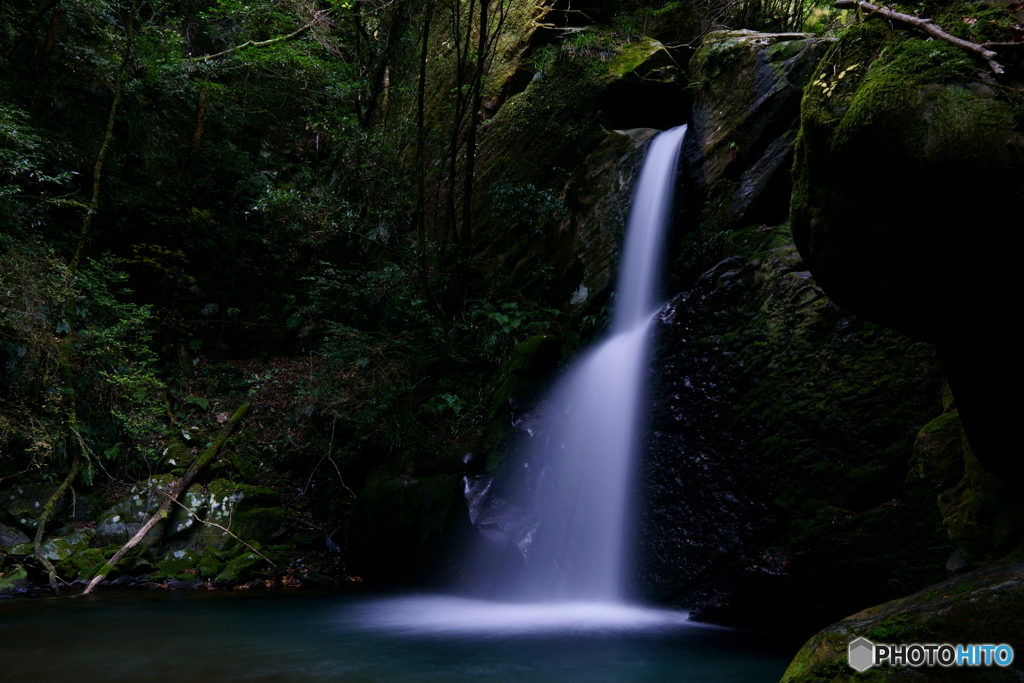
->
352;126;690;633
484;124;688;602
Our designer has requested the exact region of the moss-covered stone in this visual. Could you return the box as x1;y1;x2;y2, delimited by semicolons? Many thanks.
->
685;30;830;194
95;474;177;553
780;554;1024;682
0;483;68;533
227;507;284;547
938;439;1024;564
0;563;28;595
37;526;95;562
669;30;829;290
197;545;225;579
191;480;282;550
55;547;109;581
155;547;201;578
164;483;209;537
908;410;965;491
214;546;266;584
476;34;686;198
549;127;660;314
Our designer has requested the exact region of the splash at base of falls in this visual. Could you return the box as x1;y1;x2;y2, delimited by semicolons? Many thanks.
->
348;595;695;635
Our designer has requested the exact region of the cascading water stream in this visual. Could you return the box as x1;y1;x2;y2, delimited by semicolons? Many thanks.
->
353;125;689;632
505;124;688;602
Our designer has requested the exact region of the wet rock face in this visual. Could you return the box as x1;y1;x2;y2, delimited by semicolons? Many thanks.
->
551;128;659;315
637;247;950;635
790;21;1024;479
682;31;831;209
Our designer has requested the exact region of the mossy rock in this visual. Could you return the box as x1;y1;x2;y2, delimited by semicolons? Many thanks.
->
0;483;68;533
641;244;949;633
95;474;177;552
0;564;28;595
685;30;830;194
164;483;209;537
225;507;284;548
550;127;661;314
214;546;266;584
155;548;201;578
56;547;109;581
192;480;282;550
36;526;95;562
908;410;965;491
463;334;563;476
206;480;279;512
476;34;685;200
780;554;1024;682
938;439;1024;564
197;546;225;579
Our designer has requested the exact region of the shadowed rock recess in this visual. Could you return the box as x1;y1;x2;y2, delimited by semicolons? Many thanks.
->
790;19;1024;481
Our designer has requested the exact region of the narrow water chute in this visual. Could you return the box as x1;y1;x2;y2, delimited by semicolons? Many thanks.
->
494;124;688;602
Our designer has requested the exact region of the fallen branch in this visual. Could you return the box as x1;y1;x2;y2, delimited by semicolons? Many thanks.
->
981;41;1024;54
158;22;314;64
81;403;250;595
834;0;1005;74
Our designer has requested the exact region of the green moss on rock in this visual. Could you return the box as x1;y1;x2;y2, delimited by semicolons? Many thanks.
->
780;555;1024;682
0;564;28;595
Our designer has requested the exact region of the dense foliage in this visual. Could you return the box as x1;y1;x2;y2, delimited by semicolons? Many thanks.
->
1;0;846;589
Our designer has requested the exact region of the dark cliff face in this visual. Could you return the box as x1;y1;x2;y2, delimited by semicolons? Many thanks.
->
790;19;1024;480
636;248;950;636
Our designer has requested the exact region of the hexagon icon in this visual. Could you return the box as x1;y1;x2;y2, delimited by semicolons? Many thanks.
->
848;637;876;672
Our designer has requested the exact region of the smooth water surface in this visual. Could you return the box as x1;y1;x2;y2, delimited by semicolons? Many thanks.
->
0;591;799;682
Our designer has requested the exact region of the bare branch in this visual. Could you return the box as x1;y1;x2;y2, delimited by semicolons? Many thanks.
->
834;0;1005;74
159;20;318;65
161;492;275;567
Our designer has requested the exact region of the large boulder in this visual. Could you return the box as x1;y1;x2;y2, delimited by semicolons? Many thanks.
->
790;19;1024;479
780;553;1024;682
173;479;283;551
0;483;68;533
